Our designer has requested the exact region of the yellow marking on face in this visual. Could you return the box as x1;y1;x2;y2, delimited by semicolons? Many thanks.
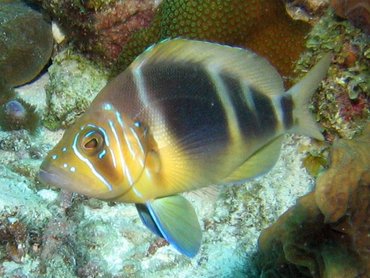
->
40;103;150;201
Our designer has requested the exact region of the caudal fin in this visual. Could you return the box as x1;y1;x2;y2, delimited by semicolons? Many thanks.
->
287;54;332;140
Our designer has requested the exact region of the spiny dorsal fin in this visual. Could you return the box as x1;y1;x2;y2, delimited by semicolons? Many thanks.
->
131;38;285;96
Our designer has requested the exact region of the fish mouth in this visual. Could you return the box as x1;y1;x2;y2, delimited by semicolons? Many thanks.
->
38;166;81;194
38;162;96;197
38;164;127;200
38;168;56;185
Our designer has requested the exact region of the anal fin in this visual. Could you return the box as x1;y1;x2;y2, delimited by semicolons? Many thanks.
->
223;136;284;183
136;195;202;257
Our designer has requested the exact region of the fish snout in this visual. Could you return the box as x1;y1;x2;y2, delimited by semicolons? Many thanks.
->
38;164;72;190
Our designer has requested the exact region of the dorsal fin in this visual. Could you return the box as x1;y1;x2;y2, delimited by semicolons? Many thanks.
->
130;39;285;96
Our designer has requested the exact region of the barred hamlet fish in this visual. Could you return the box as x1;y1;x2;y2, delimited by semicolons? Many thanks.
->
39;39;331;257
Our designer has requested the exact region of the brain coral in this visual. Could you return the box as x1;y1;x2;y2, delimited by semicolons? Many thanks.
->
115;0;311;79
37;0;311;79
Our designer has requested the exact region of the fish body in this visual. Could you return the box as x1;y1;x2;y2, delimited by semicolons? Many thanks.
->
39;39;330;257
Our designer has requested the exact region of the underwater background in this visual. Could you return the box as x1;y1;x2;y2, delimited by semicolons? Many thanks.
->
0;0;369;277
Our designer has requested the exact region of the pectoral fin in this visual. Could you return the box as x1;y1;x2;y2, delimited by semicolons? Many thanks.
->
136;195;202;257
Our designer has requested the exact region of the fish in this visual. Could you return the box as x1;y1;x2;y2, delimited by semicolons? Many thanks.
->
38;39;331;257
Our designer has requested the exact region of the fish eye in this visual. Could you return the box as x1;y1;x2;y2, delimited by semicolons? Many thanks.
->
80;129;105;156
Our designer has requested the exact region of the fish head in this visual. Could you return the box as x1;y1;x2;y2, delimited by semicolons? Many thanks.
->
39;102;148;200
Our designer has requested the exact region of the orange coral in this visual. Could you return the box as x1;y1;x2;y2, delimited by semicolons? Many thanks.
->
115;0;311;79
255;124;370;277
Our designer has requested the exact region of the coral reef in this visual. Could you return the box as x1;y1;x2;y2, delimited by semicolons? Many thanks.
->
36;0;311;79
331;0;370;34
38;212;76;276
296;9;369;140
35;0;158;64
0;1;52;133
0;0;53;87
114;0;311;79
0;125;74;277
43;49;108;130
0;1;367;277
0;97;318;277
0;167;52;276
255;125;370;277
0;217;26;263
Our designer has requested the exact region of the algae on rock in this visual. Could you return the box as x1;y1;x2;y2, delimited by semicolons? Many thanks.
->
43;49;108;130
0;1;53;133
0;1;53;87
34;0;158;64
296;10;369;140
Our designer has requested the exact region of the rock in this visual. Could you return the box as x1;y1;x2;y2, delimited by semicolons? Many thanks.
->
255;124;370;277
331;0;370;34
36;0;158;64
284;0;330;22
0;1;53;87
315;123;370;222
43;49;108;130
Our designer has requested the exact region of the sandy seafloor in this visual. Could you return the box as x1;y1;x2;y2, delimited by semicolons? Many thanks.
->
0;72;316;277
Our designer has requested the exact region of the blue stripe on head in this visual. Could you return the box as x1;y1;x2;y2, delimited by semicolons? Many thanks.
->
98;149;107;159
85;130;97;138
72;125;113;191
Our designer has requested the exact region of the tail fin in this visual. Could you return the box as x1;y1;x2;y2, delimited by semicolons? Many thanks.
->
287;54;332;140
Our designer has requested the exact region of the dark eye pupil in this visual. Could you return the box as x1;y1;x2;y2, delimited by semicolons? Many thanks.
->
80;129;105;155
84;138;98;149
